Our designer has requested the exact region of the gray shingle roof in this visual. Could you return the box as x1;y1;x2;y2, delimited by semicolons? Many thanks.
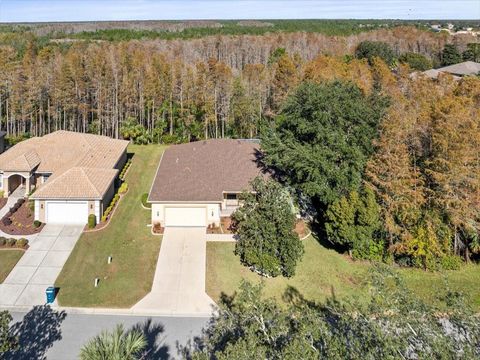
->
149;139;266;202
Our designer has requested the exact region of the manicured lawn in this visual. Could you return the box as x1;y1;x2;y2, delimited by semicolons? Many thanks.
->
0;250;24;283
55;144;166;308
206;237;480;310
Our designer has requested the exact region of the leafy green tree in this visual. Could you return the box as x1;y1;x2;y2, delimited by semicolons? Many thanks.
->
184;267;480;359
441;44;462;66
462;43;480;62
399;52;433;71
261;81;389;207
355;41;396;66
232;177;304;277
325;186;383;260
79;324;147;360
0;311;17;355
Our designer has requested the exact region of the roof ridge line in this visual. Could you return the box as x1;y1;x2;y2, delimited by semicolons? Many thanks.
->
79;167;102;198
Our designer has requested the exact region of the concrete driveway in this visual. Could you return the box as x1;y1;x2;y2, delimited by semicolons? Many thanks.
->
133;227;216;316
0;224;83;307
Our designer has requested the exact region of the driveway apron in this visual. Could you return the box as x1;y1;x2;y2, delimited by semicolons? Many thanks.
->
133;227;216;316
0;224;83;307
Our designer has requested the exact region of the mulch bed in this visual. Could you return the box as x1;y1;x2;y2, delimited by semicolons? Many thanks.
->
207;217;234;234
0;201;44;235
152;223;164;234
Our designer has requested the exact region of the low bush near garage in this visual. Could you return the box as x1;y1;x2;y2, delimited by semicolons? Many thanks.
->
33;220;42;228
88;214;96;229
0;237;6;246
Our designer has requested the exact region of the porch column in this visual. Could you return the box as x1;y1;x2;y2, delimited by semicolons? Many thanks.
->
25;176;30;197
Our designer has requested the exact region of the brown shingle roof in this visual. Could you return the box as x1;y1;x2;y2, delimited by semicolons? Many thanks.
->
149;139;265;202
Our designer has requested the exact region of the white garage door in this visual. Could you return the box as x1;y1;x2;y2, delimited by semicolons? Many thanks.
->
46;201;89;225
165;207;206;227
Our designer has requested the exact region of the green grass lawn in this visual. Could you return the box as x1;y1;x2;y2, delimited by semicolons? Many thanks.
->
0;250;24;283
206;237;480;310
55;144;165;308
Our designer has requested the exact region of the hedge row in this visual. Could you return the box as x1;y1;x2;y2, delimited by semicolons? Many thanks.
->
0;237;28;248
119;158;132;181
101;183;128;222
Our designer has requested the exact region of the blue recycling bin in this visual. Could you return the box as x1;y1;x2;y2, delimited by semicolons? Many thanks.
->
46;286;56;304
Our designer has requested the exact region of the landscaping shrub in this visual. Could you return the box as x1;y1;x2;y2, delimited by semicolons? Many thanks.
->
118;182;128;194
88;214;96;229
3;218;12;226
6;238;16;247
33;220;42;228
141;193;151;208
17;198;25;205
5;212;11;218
440;255;463;270
119;159;132;180
0;237;6;246
28;201;35;212
0;190;4;198
16;238;28;248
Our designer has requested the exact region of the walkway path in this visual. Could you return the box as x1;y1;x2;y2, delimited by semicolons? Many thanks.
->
0;224;83;306
0;187;39;240
133;227;216;316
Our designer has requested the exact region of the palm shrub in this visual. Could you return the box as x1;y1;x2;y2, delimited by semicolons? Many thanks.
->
79;324;146;360
232;177;303;277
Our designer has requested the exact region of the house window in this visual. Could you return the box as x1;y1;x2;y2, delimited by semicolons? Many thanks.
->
226;193;237;200
43;174;50;183
0;175;3;189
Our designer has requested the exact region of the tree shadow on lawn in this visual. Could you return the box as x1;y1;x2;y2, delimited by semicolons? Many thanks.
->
6;305;67;360
131;318;170;360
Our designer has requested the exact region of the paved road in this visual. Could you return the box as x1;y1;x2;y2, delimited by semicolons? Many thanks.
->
8;309;209;359
0;224;83;306
133;227;216;316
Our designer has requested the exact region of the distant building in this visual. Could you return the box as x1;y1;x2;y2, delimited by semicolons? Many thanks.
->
420;61;480;80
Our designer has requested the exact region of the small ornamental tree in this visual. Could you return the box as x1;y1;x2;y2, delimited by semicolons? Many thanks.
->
325;186;383;260
232;177;304;277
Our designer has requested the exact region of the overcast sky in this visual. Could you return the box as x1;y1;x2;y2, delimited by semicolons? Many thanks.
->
0;0;479;23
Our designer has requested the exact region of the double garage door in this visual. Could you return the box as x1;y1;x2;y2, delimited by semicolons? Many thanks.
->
46;201;89;225
165;207;206;227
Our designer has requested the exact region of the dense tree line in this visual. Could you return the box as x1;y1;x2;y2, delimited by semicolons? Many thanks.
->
262;56;480;270
0;27;476;143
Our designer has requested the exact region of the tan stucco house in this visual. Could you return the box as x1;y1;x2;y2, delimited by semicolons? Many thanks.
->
148;139;264;228
0;130;129;225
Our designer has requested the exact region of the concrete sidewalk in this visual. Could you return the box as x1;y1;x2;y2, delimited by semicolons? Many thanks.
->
0;224;83;307
133;227;216;316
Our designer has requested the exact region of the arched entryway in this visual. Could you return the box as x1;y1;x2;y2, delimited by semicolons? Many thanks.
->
6;173;29;197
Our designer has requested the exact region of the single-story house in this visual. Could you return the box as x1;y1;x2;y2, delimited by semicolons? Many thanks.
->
148;139;265;228
421;61;480;80
0;130;129;225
